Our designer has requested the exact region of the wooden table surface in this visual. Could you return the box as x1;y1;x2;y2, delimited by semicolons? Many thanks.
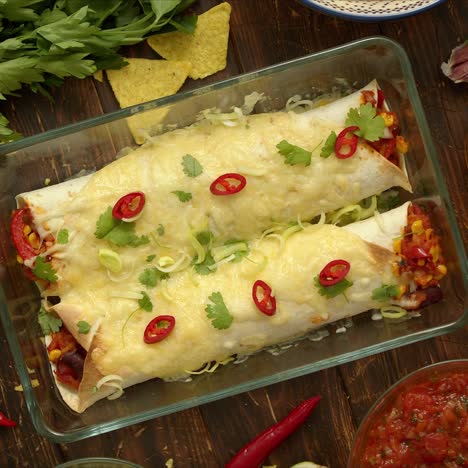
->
0;0;466;467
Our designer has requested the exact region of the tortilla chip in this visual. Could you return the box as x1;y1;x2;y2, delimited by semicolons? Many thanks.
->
93;70;104;82
107;58;192;144
147;2;231;80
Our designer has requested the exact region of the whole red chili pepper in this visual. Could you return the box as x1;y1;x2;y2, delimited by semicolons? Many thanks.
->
144;315;176;344
0;410;16;428
225;395;321;468
319;259;350;286
112;192;146;221
334;126;359;159
11;208;36;260
252;280;276;316
210;173;247;196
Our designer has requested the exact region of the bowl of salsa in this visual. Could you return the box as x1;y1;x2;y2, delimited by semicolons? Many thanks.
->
348;360;468;467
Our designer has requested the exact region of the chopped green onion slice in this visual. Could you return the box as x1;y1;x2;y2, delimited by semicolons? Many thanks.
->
189;232;206;264
359;195;378;220
158;256;175;268
211;242;248;263
381;305;408;319
327;204;362;225
98;248;123;273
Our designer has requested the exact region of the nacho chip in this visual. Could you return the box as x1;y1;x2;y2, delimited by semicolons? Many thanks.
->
147;2;231;80
107;58;191;144
93;70;104;82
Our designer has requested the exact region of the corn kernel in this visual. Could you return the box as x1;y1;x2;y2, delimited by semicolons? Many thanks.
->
417;259;426;266
23;225;32;236
430;246;440;263
396;136;409;154
28;232;40;249
48;349;61;362
411;220;424;235
392;263;401;276
16;254;24;264
397;285;407;298
393;239;402;254
436;264;447;276
380;112;395;127
425;228;434;241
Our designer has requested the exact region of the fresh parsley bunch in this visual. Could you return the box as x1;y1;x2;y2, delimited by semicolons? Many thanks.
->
0;0;198;143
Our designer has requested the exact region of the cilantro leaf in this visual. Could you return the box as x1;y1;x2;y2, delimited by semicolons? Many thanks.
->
345;104;385;142
57;229;69;244
172;190;192;202
205;292;233;330
33;256;58;282
146;254;156;262
95;206;149;247
371;284;399;302
320;131;337;158
193;252;216;275
38;307;62;336
182;154;203;178
95;207;118;238
157;224;165;236
139;267;169;288
314;276;353;299
77;320;91;334
196;230;213;246
138;291;153;312
276;140;312;166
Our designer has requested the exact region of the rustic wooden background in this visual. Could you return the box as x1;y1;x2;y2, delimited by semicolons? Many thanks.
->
0;0;466;467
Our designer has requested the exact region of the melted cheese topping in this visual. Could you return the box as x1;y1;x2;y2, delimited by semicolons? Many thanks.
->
92;224;398;379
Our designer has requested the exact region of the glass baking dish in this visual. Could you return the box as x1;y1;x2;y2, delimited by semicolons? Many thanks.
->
0;36;466;442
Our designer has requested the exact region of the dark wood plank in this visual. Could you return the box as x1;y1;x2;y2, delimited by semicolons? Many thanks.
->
0;1;465;468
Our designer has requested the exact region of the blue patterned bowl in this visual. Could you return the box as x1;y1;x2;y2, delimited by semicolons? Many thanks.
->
299;0;446;21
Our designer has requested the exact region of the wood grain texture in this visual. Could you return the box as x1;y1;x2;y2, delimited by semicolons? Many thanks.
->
0;1;466;467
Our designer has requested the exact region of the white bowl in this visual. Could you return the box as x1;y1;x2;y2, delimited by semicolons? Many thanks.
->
299;0;446;21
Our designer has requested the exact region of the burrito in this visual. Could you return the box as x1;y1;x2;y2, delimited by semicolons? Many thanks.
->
43;203;445;412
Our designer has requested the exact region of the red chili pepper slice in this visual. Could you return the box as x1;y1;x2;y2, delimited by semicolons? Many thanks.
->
144;315;175;344
252;280;276;316
11;208;36;260
0;410;16;428
112;192;145;220
225;395;321;468
334;126;359;159
210;173;246;196
318;259;351;286
377;89;385;109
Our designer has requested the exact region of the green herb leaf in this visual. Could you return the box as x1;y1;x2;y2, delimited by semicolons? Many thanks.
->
196;230;213;246
95;206;149;247
95;207;118;238
314;276;353;299
276;140;312;166
56;228;69;244
38;307;62;336
33;256;58;282
371;284;399;302
157;224;165;236
345;104;385;142
138;291;153;312
205;292;233;330
182;154;203;177
320;131;337;158
193;251;216;275
146;254;156;262
139;267;169;288
77;320;91;334
172;190;192;202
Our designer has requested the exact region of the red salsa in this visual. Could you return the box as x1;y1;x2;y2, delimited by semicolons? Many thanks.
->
362;372;468;467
